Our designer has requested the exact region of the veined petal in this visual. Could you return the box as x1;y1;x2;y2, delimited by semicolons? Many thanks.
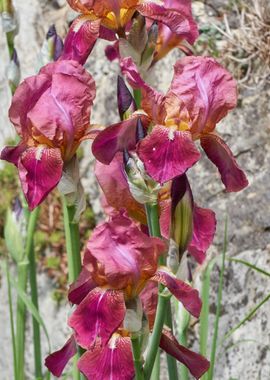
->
201;133;248;192
78;334;134;380
188;205;216;264
60;17;100;65
45;336;77;377
95;154;146;224
68;288;126;349
68;268;97;305
160;327;210;379
0;142;26;166
171;56;237;133
151;268;201;318
92;116;145;164
18;146;63;210
86;212;165;289
138;125;200;184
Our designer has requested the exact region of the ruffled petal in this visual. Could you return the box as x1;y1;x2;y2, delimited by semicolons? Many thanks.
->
188;205;216;264
201;133;248;192
45;336;77;377
68;268;97;305
18;146;63;210
95;154;146;224
151;269;201;318
78;334;134;380
160;328;210;379
86;212;165;289
68;288;126;349
138;125;200;184
171;56;237;133
60;17;100;65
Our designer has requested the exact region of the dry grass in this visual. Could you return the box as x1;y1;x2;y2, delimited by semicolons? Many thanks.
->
215;0;270;88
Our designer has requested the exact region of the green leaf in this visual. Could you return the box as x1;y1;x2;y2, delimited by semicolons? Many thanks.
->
4;208;25;262
8;270;51;351
227;257;270;278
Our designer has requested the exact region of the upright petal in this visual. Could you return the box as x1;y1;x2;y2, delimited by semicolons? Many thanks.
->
138;2;198;42
188;205;216;264
78;334;134;380
45;336;77;377
18;146;63;210
60;17;100;65
171;56;237;133
68;288;126;349
151;268;201;318
95;154;146;224
160;328;210;379
201;133;248;192
138;125;200;184
86;212;165;289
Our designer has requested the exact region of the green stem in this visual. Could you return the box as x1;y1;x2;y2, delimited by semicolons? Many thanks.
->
144;293;170;380
208;219;228;380
165;302;179;380
133;89;142;109
131;335;145;380
150;350;160;380
28;208;42;379
179;321;189;380
6;260;18;380
62;198;82;380
62;199;81;283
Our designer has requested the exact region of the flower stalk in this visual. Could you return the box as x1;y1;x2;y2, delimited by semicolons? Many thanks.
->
131;334;145;380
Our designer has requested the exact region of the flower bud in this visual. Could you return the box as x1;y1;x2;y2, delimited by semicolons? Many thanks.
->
141;22;158;65
39;24;63;67
117;76;137;120
1;0;17;33
7;48;20;93
170;175;193;261
128;13;148;54
124;148;161;205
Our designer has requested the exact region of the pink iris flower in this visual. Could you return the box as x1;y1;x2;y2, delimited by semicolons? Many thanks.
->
0;60;96;209
45;211;208;379
93;55;248;191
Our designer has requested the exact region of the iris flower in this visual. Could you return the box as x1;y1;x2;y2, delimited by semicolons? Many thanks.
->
45;211;209;379
0;60;96;209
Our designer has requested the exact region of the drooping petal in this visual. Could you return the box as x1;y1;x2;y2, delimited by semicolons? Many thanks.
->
201;133;248;192
68;268;97;305
0;142;27;166
188;205;216;264
18;146;63;210
92;116;146;164
60;17;100;65
138;125;200;184
86;212;165;289
151;268;201;318
171;56;237;133
45;336;77;377
95;154;146;224
68;288;126;349
160;327;210;379
140;281;158;330
78;334;134;380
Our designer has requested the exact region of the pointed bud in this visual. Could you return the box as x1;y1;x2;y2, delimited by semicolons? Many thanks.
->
4;197;27;263
7;48;20;92
136;118;145;142
1;0;17;33
170;175;193;261
39;24;63;66
128;13;148;54
117;76;137;120
124;152;161;205
141;22;158;65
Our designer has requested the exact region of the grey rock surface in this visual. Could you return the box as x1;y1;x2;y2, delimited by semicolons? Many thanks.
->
0;1;269;379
